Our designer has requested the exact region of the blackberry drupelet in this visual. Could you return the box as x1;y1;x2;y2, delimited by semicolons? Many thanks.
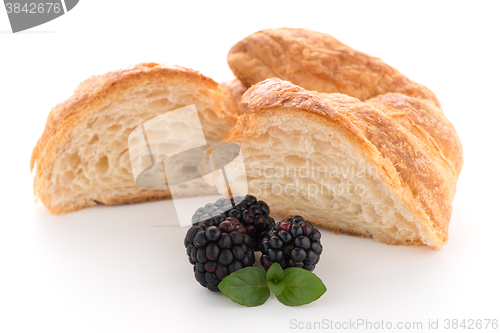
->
260;216;323;272
191;195;275;251
184;217;255;291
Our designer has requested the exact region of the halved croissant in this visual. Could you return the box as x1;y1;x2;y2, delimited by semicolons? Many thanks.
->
217;78;461;249
221;29;463;249
31;63;238;214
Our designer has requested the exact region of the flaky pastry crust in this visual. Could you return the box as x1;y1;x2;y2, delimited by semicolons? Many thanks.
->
228;28;440;106
31;63;238;214
224;29;463;248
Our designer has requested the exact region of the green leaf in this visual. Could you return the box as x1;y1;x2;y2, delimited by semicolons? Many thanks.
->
276;268;327;306
218;267;270;307
266;263;285;296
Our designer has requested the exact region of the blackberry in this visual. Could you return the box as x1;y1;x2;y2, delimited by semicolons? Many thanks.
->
260;216;322;272
184;217;255;291
191;195;275;251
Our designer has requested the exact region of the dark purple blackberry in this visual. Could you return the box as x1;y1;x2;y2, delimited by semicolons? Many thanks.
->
191;195;275;251
184;217;255;291
260;216;322;272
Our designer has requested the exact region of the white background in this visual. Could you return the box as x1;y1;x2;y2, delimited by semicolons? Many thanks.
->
1;1;499;332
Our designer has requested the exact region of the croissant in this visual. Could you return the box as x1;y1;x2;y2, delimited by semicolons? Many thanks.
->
228;28;440;106
220;78;247;105
220;29;463;249
31;63;238;214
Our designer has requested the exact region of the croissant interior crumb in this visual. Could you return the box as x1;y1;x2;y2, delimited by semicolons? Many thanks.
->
216;110;427;247
45;84;230;210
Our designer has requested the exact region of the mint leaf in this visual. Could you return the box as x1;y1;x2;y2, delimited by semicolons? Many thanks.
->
276;268;327;306
218;267;270;307
266;263;285;296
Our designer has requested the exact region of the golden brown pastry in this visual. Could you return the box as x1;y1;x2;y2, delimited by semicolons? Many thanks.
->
228;28;440;106
220;78;247;106
31;63;239;214
216;78;462;249
220;28;463;249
